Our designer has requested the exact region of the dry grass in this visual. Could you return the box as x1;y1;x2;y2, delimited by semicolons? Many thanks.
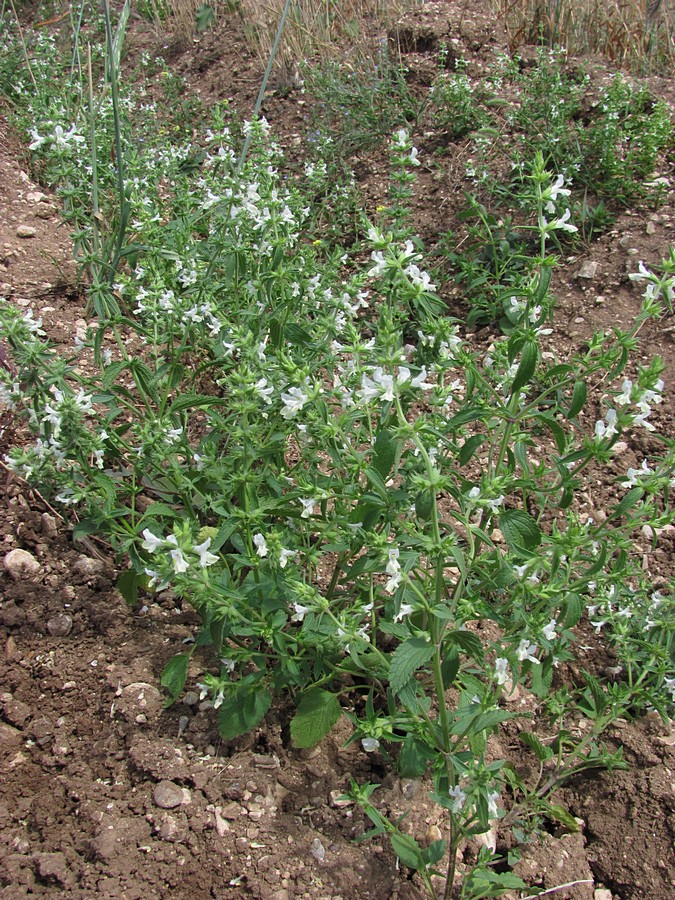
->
164;0;414;71
491;0;674;71
236;0;413;76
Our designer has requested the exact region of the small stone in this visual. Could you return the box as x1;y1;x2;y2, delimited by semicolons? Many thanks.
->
252;753;280;769
34;205;55;220
41;514;58;538
577;260;598;280
310;837;326;861
594;890;613;900
219;801;242;820
47;614;73;637
118;682;163;721
3;699;31;728
247;803;264;821
35;852;74;887
182;691;199;706
400;779;419;800
153;780;186;810
646;221;656;235
26;191;48;203
0;722;22;749
16;225;36;238
4;549;40;580
71;555;105;580
157;814;182;842
425;825;442;846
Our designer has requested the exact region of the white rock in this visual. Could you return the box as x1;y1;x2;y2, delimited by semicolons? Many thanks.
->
4;549;40;580
16;225;37;238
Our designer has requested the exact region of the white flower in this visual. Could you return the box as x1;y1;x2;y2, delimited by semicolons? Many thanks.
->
279;548;295;568
409;146;420;166
542;619;557;641
468;486;481;501
385;572;403;594
254;377;273;404
385;548;401;576
170;547;189;574
616;379;633;406
141;529;164;552
516;639;540;665
53;124;85;148
664;677;675;701
411;366;434;390
487;790;500;819
494;657;509;685
253;533;269;557
300;497;317;518
547;173;571;205
594;408;618;441
548;208;577;233
368;250;387;277
291;602;311;622
622;459;653;487
280;385;308;419
28;128;45;150
194;537;219;567
361;737;380;752
394;128;408;148
448;785;466;813
394;603;414;622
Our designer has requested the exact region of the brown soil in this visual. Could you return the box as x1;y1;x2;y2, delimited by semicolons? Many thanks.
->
0;2;674;898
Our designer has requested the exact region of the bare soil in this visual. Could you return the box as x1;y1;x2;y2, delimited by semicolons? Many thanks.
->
0;2;674;898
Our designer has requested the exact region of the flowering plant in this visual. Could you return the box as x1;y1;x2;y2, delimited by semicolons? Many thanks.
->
1;115;673;897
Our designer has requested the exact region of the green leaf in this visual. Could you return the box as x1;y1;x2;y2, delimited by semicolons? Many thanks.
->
441;650;460;689
510;340;538;394
449;708;515;736
425;839;446;866
563;593;584;628
116;568;140;606
547;804;580;831
390;833;423;870
533;264;552;304
499;509;542;550
218;684;272;740
372;427;398;479
567;380;587;419
458;434;485;466
531;657;554;697
169;393;224;414
72;519;100;542
160;653;190;707
290;688;342;748
536;413;566;454
398;734;431;778
609;486;643;520
365;466;388;498
389;638;435;695
519;730;554;762
445;629;484;661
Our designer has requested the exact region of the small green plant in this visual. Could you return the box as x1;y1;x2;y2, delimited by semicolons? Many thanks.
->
302;47;424;157
428;54;489;141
